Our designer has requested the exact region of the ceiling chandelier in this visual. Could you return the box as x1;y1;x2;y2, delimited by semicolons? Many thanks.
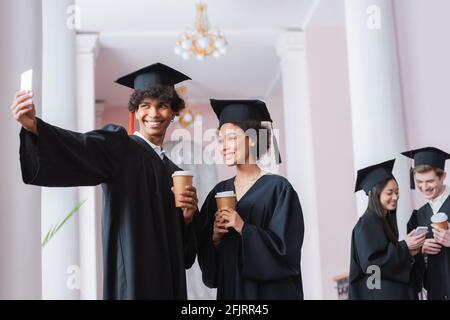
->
174;1;228;60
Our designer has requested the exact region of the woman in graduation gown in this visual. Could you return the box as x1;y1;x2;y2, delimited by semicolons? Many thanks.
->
196;99;304;300
349;159;427;300
10;63;198;299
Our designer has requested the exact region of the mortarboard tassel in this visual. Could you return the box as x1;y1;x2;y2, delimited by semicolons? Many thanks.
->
273;134;282;164
128;112;135;135
410;166;416;190
268;122;282;164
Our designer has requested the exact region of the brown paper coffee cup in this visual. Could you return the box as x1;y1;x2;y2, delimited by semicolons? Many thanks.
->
431;212;449;230
215;191;237;211
172;171;194;208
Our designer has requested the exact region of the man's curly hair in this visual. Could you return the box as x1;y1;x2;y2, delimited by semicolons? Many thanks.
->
128;85;185;113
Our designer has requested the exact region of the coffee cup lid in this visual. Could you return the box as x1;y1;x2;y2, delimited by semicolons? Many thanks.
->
215;191;236;198
431;212;449;223
172;171;194;177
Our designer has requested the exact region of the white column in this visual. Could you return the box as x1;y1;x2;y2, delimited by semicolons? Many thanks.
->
0;0;42;300
76;34;100;299
277;31;323;300
41;0;80;300
345;0;412;236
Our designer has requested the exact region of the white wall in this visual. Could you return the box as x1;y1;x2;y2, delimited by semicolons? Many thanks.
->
304;26;356;299
394;0;450;208
0;0;42;299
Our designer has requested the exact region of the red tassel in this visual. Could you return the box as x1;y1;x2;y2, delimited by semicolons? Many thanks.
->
128;112;135;135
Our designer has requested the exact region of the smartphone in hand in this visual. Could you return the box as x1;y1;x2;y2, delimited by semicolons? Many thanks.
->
20;69;33;92
414;226;428;236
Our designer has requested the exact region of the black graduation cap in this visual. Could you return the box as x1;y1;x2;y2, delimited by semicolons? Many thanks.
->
115;63;191;134
210;99;272;127
401;147;450;189
210;99;280;164
115;62;191;90
355;159;396;194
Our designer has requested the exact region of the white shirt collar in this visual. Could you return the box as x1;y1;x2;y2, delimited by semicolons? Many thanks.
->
133;131;165;160
429;185;450;214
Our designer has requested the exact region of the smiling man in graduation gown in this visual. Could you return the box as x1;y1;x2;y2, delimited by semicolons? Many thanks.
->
10;63;199;299
403;147;450;300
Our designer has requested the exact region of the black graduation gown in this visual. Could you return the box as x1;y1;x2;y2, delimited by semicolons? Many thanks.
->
349;210;415;300
196;174;304;300
407;195;450;300
19;118;196;299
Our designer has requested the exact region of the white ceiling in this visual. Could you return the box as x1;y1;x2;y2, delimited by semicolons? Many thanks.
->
76;0;319;33
74;0;340;106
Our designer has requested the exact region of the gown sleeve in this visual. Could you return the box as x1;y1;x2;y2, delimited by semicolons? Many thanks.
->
407;210;427;293
20;118;129;187
182;214;198;269
354;213;412;284
196;189;219;288
240;183;304;281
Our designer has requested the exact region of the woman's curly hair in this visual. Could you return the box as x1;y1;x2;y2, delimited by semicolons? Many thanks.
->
128;85;185;113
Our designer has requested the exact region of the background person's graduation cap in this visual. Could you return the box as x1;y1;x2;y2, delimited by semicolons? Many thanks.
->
115;62;191;134
210;99;281;164
355;159;396;195
401;147;450;189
